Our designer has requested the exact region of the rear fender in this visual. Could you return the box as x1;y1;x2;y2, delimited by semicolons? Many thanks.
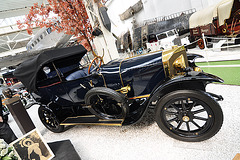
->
149;71;224;103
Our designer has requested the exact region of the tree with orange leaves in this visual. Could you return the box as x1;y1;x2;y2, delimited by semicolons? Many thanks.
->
17;0;98;51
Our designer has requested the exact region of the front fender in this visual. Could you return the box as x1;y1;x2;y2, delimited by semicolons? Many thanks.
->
179;71;224;83
149;71;224;102
187;53;204;61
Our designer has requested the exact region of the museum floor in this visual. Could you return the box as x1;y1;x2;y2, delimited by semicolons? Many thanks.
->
9;84;240;160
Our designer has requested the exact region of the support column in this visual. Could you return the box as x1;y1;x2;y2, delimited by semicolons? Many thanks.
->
84;0;119;63
5;96;35;134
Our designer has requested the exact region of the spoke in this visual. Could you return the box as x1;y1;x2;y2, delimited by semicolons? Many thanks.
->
167;117;178;123
170;104;180;111
165;110;178;115
95;95;102;105
194;116;208;121
100;105;107;114
192;109;206;115
96;94;103;102
176;121;183;130
189;101;196;110
181;100;187;111
192;120;201;129
186;122;190;132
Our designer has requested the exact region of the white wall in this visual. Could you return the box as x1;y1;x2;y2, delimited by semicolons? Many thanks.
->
207;0;223;5
107;0;140;36
137;0;193;22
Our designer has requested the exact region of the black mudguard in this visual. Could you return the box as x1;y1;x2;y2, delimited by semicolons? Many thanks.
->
149;71;224;103
187;53;204;61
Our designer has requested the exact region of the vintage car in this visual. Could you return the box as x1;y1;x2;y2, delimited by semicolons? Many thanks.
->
14;45;224;142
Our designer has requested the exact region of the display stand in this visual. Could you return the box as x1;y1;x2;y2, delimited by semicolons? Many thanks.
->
4;96;35;134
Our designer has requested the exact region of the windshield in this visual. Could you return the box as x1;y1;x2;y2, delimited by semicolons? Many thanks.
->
157;33;167;40
79;52;95;67
167;30;175;36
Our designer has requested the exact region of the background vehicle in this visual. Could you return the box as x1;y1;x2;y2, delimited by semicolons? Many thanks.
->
189;0;240;48
146;29;187;52
14;45;224;142
2;103;10;122
26;27;72;52
9;82;37;109
1;82;37;109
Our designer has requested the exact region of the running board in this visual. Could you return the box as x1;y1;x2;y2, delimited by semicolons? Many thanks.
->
60;115;123;126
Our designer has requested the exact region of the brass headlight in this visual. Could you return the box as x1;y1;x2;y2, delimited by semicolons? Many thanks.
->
173;55;186;71
194;67;203;72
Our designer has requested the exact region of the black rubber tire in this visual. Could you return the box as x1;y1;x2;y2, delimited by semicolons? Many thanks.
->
38;106;64;133
155;90;223;142
85;87;128;119
25;102;38;109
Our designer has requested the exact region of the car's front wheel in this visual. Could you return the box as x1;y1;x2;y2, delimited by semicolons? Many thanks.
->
155;90;223;142
38;106;64;133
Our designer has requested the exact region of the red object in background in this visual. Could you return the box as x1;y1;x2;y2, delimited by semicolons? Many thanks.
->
6;78;12;86
5;78;17;86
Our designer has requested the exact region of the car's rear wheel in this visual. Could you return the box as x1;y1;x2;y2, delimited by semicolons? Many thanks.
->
38;106;64;133
85;87;128;120
155;90;223;142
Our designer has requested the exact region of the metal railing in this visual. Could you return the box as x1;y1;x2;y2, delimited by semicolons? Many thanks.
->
136;8;196;28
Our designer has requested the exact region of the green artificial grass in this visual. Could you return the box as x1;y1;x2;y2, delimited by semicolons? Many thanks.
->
196;60;240;85
197;60;240;66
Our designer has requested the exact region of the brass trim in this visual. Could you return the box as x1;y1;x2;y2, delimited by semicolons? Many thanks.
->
162;46;185;62
98;119;123;122
71;115;96;118
194;67;202;72
99;74;107;87
60;123;122;126
129;94;150;99
162;46;188;79
115;85;131;94
182;116;190;122
89;80;94;87
61;115;96;123
222;28;227;33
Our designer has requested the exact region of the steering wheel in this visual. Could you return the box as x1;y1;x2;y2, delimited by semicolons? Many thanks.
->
88;56;103;74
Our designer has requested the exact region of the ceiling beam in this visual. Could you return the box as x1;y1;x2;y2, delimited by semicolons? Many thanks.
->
0;7;30;19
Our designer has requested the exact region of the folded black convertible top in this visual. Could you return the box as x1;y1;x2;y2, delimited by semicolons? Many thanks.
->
14;45;87;92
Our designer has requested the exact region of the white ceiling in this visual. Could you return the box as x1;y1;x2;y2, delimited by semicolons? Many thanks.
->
0;0;48;19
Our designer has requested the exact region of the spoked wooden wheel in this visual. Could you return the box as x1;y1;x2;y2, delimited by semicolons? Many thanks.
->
197;38;206;49
38;106;64;133
155;90;223;142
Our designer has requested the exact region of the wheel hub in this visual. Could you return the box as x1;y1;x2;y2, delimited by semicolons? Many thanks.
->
182;116;190;122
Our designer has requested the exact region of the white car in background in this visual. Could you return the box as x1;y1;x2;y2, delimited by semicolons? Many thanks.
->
146;29;188;52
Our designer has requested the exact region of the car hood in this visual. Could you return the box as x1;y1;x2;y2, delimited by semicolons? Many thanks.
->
100;51;163;74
